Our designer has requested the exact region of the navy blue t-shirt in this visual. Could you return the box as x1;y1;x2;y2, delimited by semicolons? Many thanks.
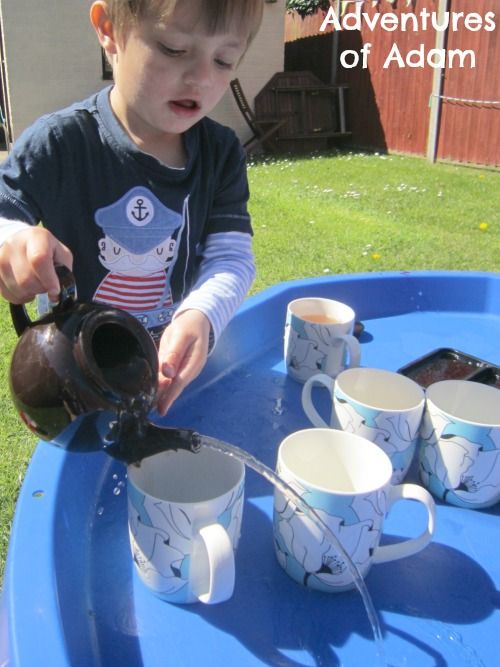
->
0;87;252;337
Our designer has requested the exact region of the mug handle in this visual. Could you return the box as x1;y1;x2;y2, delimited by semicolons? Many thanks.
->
192;523;235;604
302;373;340;429
371;483;436;564
325;333;361;376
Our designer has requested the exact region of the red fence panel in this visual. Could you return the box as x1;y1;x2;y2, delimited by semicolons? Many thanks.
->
437;0;500;166
336;1;436;157
284;1;500;167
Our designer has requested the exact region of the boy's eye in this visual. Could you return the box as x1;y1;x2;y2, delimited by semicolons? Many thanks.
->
215;58;234;70
158;43;185;57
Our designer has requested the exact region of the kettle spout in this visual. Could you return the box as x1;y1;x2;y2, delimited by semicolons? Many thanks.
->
104;419;202;465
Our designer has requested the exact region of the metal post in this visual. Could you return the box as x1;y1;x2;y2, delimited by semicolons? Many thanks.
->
330;0;341;85
0;3;14;150
427;0;450;163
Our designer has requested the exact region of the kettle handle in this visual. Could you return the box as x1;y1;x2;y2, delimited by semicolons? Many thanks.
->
9;264;77;336
9;302;31;337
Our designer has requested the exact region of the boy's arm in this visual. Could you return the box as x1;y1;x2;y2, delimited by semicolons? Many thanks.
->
0;121;73;303
155;129;255;414
173;230;256;346
170;124;255;344
155;230;255;415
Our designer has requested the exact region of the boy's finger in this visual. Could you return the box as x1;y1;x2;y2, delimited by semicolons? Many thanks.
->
42;266;64;302
160;350;182;378
53;242;74;272
48;244;74;300
0;255;20;301
156;376;184;416
159;330;190;378
26;234;71;300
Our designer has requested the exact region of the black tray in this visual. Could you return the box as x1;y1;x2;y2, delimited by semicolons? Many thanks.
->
398;347;500;389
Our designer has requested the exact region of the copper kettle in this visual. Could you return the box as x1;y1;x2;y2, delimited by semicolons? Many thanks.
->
9;266;200;463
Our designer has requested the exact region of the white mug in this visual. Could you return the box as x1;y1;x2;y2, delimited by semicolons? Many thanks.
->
419;379;500;509
302;368;425;483
127;447;245;604
274;429;435;592
284;297;361;384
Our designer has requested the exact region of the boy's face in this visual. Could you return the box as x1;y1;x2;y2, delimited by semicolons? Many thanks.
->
110;3;248;144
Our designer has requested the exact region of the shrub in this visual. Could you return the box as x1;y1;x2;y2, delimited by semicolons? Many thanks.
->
286;0;331;19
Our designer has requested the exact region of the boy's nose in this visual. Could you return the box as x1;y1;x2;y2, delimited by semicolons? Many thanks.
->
183;57;214;89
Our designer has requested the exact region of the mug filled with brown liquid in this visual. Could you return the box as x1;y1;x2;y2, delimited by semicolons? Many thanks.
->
301;314;340;325
284;297;361;383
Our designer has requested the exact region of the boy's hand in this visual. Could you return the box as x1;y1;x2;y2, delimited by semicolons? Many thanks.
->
156;309;211;415
0;227;73;303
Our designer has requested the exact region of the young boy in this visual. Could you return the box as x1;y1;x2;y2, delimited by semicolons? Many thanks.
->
0;0;263;415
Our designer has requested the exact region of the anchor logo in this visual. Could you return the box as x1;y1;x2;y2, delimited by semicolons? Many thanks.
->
126;195;154;227
132;198;149;223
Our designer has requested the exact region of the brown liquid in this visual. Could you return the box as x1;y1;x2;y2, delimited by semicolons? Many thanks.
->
413;358;475;387
301;313;340;325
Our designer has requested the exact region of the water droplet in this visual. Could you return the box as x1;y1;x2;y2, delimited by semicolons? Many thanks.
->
272;398;284;416
97;506;104;516
118;480;125;488
113;487;121;496
112;473;119;481
32;490;44;499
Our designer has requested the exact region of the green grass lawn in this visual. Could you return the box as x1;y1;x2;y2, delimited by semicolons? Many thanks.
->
247;152;499;293
1;150;499;580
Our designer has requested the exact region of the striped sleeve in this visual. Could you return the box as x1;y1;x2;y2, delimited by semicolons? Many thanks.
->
0;218;31;246
173;231;255;347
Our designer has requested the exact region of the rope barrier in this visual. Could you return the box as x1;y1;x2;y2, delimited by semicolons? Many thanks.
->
431;93;500;106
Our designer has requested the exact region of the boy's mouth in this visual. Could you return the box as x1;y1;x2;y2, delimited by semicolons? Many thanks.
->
170;99;201;112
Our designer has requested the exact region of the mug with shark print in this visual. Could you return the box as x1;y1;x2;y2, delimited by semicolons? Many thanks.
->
127;447;245;604
302;368;426;483
273;429;435;592
419;379;500;509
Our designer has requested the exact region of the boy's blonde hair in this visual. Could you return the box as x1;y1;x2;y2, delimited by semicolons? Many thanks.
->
107;0;264;47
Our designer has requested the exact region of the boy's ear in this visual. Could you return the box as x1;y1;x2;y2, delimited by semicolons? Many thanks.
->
90;1;117;54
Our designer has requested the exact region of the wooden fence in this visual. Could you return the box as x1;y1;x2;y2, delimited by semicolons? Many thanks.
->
285;1;500;167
